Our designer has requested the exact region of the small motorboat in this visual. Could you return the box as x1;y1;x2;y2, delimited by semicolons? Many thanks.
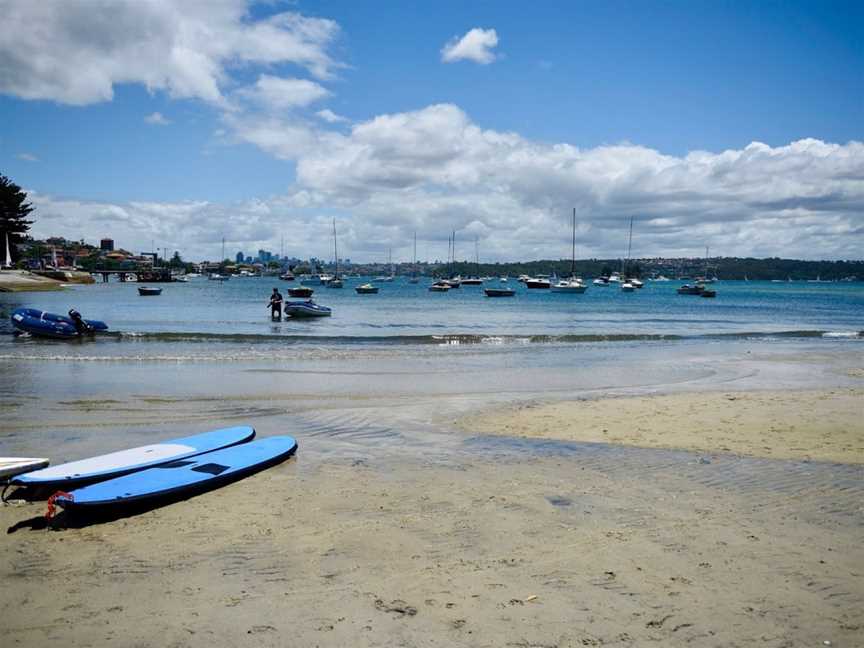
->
279;272;295;281
326;277;344;289
355;283;379;294
283;300;332;318
288;286;314;298
138;286;162;296
461;277;483;285
677;284;705;295
525;276;551;289
10;308;109;339
620;282;635;293
628;278;644;289
484;287;515;297
429;281;451;292
499;277;508;283
551;278;587;294
700;289;717;298
593;277;610;286
444;277;461;288
208;273;229;281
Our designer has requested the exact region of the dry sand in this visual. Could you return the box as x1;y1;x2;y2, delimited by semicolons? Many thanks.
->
457;388;864;464
2;449;862;648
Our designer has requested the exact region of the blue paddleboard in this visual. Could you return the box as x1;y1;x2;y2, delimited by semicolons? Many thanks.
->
55;436;297;509
12;426;256;488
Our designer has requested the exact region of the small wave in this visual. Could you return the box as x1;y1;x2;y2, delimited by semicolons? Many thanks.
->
822;331;863;339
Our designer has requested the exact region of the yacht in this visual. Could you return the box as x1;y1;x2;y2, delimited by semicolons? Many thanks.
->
550;208;588;295
525;275;551;289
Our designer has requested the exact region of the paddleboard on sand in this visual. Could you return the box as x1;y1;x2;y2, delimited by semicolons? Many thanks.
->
54;436;297;510
0;457;50;480
11;426;256;488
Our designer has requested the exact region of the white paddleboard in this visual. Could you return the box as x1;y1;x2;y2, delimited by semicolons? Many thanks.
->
0;457;50;480
12;426;255;488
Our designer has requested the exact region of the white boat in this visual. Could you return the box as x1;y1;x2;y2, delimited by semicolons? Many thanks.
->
208;273;229;281
550;208;589;295
284;300;332;317
525;276;551;289
429;280;451;292
326;219;343;288
627;278;644;289
499;277;508;283
302;274;327;286
593;277;610;286
621;281;635;293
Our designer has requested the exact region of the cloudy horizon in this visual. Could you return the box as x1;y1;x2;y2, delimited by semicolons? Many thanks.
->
2;1;861;262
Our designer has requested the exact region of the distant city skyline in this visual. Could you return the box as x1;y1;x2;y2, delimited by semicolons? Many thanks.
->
1;1;862;261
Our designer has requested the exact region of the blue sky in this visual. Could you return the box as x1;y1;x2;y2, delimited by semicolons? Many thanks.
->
0;0;862;260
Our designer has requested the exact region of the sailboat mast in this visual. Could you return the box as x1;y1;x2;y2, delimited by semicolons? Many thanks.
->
571;207;576;277
475;236;479;277
221;237;225;263
413;231;417;277
624;216;634;276
333;219;339;278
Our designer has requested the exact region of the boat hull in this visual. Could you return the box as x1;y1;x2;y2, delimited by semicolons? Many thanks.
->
11;308;108;339
284;301;331;317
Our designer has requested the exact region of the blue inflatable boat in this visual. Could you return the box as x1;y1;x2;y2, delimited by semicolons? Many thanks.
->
10;308;109;339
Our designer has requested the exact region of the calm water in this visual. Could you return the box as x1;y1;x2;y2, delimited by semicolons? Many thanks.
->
0;277;861;360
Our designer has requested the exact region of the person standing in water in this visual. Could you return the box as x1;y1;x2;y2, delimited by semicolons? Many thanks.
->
268;288;283;320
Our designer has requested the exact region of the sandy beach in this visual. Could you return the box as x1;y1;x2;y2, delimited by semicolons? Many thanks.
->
457;388;864;464
1;342;862;647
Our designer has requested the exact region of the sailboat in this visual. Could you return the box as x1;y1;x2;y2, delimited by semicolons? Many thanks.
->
209;237;230;280
621;217;637;292
444;231;461;287
409;232;419;283
2;231;12;268
326;219;343;288
551;208;588;294
461;237;483;285
374;248;395;282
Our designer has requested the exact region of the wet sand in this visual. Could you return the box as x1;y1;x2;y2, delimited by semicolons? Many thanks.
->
457;388;864;464
1;342;863;647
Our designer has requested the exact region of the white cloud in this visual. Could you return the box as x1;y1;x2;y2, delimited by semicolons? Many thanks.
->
441;28;499;65
236;75;330;110
316;108;349;124
0;1;341;105
144;112;171;125
28;104;864;261
16;152;38;162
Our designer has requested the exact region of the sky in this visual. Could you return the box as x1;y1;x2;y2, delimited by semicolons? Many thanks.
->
0;0;862;262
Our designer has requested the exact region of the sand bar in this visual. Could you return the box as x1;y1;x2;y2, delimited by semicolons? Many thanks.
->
457;388;864;464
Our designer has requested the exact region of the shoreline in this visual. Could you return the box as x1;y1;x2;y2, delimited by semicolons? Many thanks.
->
456;387;864;464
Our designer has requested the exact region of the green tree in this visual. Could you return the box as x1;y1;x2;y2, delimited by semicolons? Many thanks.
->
1;174;34;263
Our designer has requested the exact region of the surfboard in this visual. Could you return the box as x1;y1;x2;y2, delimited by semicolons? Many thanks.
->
54;436;297;510
11;426;255;488
0;457;49;480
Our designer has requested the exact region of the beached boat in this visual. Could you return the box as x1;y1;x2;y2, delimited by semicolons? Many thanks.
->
355;283;379;294
484;287;515;297
283;300;332;318
288;286;314;298
10;308;109;339
138;286;162;296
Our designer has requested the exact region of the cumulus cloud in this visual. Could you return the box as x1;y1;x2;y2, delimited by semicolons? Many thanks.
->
316;108;349;124
29;104;864;261
0;1;341;105
144;112;171;125
441;28;499;64
236;75;330;110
